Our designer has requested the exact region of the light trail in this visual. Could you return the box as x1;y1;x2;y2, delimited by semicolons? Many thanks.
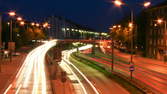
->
3;84;12;94
15;84;22;94
3;40;57;94
62;44;100;94
60;61;88;94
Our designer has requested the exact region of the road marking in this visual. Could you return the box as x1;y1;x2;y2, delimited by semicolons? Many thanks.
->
3;84;12;94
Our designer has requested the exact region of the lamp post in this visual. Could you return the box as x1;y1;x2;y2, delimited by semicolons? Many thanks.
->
8;11;16;42
111;33;114;71
8;11;16;62
0;14;2;48
109;25;120;71
109;27;114;71
0;14;2;72
113;0;151;64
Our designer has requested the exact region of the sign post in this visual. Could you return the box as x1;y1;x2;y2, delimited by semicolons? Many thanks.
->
129;65;135;80
61;71;67;94
8;42;15;62
53;48;62;62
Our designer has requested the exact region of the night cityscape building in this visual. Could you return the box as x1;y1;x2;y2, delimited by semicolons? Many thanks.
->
46;16;107;39
143;1;167;60
109;1;167;61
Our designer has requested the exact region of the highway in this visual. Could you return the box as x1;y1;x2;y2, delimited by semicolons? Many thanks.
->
63;45;129;94
3;40;57;94
61;45;99;94
98;40;167;93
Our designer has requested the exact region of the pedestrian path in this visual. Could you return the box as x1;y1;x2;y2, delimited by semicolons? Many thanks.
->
0;52;27;93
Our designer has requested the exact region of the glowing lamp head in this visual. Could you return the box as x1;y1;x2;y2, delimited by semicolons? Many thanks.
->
8;11;16;17
17;17;22;21
113;25;117;28
144;2;151;8
43;22;49;28
129;22;133;28
36;23;40;27
20;21;25;26
113;0;123;7
118;25;121;28
157;19;163;24
7;22;10;25
31;22;35;26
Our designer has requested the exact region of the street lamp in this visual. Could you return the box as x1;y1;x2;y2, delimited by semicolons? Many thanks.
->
113;0;151;64
113;0;123;7
109;25;121;71
143;2;151;8
8;11;16;62
36;23;40;27
43;22;49;28
31;22;35;26
17;17;22;21
20;21;25;26
8;11;16;42
8;11;16;17
157;18;163;24
156;18;167;63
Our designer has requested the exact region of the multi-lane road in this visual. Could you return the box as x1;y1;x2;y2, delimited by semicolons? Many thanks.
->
3;40;57;94
99;40;167;93
3;40;130;94
63;45;129;94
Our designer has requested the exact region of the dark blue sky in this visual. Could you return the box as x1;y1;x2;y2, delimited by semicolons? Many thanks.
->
0;0;165;32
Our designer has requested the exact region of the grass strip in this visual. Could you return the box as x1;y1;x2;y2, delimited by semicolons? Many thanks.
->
87;48;130;65
70;52;145;94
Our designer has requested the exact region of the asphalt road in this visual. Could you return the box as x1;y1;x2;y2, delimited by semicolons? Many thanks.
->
3;40;57;94
98;41;167;94
70;54;129;94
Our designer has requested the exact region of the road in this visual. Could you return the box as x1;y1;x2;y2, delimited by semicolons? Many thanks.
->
64;45;129;94
98;40;167;93
3;40;57;94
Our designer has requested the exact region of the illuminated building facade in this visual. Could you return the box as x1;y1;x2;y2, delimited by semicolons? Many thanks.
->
46;16;106;39
145;1;167;60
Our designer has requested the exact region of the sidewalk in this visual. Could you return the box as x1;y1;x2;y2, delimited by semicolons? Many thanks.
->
95;47;167;93
46;53;75;94
0;46;32;93
114;49;167;66
105;47;167;67
48;65;75;94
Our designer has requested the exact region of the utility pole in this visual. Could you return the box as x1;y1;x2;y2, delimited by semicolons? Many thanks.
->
0;15;2;72
130;10;134;64
111;37;114;71
164;21;166;63
0;14;2;47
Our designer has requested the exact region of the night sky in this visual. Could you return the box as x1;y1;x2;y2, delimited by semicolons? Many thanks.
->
0;0;165;32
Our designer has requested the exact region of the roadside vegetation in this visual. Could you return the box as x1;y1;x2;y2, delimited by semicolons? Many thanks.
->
70;51;145;94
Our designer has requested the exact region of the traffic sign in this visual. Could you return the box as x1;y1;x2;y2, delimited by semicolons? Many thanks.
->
129;65;135;72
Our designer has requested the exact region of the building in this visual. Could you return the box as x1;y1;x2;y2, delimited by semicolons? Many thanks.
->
137;1;167;60
46;16;104;39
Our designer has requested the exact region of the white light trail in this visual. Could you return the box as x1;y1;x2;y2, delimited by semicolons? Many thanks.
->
3;84;12;94
62;44;100;94
60;61;88;94
3;40;57;94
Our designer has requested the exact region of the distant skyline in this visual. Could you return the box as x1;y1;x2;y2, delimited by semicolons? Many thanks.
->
0;0;165;32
